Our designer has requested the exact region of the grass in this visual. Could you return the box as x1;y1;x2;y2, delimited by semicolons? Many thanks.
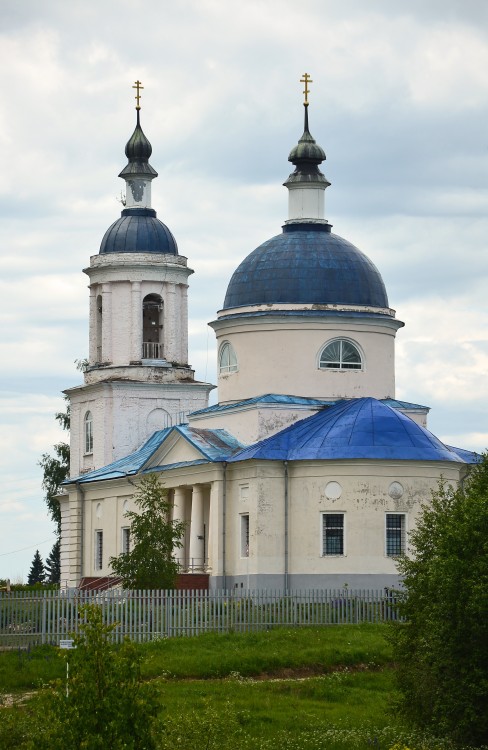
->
0;625;461;749
0;623;391;692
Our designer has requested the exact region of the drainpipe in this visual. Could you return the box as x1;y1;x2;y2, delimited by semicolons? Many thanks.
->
284;460;289;593
222;462;227;591
78;482;85;585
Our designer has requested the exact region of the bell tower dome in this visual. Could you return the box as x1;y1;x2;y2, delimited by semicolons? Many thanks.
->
65;82;214;477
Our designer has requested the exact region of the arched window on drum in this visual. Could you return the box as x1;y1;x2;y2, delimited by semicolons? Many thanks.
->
219;342;238;374
319;339;362;370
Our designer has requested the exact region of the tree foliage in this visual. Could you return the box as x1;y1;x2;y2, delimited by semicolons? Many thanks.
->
390;457;488;747
32;605;161;749
39;400;70;535
27;550;45;585
109;473;184;589
45;539;61;584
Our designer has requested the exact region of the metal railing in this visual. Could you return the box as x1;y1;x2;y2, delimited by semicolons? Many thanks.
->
142;342;163;359
0;588;401;647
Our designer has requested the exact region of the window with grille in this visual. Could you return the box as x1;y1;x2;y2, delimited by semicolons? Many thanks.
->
319;340;362;370
240;514;250;557
219;342;238;374
322;513;344;555
386;513;406;556
95;530;103;570
84;411;93;454
122;527;130;555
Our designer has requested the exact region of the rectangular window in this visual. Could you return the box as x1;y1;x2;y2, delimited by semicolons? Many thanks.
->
240;514;250;557
121;527;130;555
95;530;103;570
322;513;344;555
386;513;406;556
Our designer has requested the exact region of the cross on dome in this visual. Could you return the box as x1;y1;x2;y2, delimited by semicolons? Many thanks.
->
300;73;313;106
132;80;144;110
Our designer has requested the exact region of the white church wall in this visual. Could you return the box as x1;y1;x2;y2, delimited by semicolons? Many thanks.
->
213;314;401;404
190;404;325;444
219;459;462;590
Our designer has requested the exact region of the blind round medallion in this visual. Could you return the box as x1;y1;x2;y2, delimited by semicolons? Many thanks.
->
388;481;404;500
325;481;342;500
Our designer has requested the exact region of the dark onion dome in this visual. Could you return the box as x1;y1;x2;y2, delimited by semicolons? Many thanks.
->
99;208;178;255
223;222;388;309
285;107;330;187
119;111;157;178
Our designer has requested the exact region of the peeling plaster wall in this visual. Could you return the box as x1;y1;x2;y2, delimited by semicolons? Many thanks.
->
190;404;324;444
221;459;462;588
212;312;401;404
67;381;212;477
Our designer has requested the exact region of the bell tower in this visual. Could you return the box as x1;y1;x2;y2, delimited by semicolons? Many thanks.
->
66;83;214;477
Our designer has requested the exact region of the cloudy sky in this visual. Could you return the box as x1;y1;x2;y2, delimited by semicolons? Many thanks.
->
1;0;487;582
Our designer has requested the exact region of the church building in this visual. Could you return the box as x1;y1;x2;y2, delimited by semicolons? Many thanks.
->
59;79;478;591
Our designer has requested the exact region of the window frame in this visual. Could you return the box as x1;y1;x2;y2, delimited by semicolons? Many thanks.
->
95;530;103;571
240;513;250;558
121;526;130;555
318;339;363;371
84;410;93;454
219;341;238;374
385;513;406;557
321;512;345;556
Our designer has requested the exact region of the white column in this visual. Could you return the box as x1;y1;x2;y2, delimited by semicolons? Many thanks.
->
88;287;97;364
131;282;142;362
101;283;112;363
179;283;189;364
172;487;187;569
207;481;221;577
189;485;205;571
164;283;177;363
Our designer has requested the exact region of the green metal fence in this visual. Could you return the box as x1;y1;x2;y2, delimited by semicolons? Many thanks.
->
0;588;401;647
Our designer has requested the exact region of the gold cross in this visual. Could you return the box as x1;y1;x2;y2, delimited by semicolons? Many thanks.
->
300;73;313;106
132;80;144;110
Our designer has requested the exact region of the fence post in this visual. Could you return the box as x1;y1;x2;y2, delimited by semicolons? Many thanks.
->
42;591;47;645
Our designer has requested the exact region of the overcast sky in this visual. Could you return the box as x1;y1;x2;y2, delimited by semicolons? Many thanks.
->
1;0;487;582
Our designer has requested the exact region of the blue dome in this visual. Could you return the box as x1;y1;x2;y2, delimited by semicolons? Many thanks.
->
223;223;388;309
99;208;178;255
229;398;468;464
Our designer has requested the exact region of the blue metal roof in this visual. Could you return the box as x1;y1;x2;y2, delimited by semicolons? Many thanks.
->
191;394;428;417
227;398;473;464
223;223;388;309
191;393;336;417
65;426;244;484
99;208;178;255
382;398;429;411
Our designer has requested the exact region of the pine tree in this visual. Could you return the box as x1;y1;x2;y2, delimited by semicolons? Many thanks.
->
28;550;45;585
45;539;61;584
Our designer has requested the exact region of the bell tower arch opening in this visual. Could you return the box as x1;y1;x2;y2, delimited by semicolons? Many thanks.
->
142;293;163;360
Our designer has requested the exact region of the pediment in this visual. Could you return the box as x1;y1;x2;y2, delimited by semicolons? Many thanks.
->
146;429;207;468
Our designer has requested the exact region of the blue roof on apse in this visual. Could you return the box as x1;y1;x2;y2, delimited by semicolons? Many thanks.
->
65;426;244;484
227;398;474;464
191;393;336;416
223;223;388;309
191;394;429;417
99;208;178;255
